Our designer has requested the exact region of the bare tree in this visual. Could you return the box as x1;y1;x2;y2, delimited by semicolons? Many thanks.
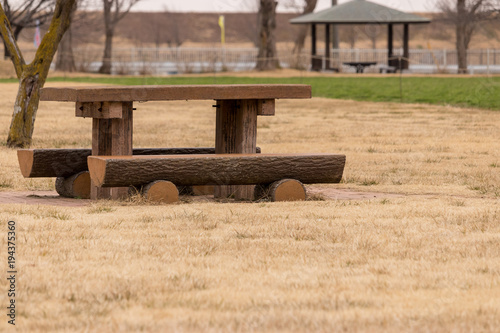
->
163;8;183;47
438;0;495;73
343;25;358;48
364;24;380;49
0;0;76;147
234;0;259;46
286;0;318;54
256;0;279;70
55;0;77;71
331;0;338;49
1;0;55;59
98;0;140;74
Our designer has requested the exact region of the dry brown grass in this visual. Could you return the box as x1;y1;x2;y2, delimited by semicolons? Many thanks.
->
0;81;499;332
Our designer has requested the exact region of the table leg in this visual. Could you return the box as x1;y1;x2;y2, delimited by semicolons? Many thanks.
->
214;99;257;200
91;101;133;200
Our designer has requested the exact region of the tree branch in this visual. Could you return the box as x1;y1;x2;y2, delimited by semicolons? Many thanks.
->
32;0;76;84
0;3;25;78
114;0;140;23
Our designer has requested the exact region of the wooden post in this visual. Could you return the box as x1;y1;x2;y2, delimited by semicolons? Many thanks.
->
214;99;258;200
388;24;393;66
91;101;133;200
311;24;317;58
311;23;321;71
325;24;330;70
403;24;409;70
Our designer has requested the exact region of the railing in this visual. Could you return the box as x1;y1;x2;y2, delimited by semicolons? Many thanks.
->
24;46;500;75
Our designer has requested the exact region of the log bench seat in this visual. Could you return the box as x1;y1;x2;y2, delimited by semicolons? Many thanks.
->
17;147;262;178
87;153;346;202
17;148;260;199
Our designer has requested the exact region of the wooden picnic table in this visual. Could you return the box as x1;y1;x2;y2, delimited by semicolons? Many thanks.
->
343;61;377;73
39;84;313;200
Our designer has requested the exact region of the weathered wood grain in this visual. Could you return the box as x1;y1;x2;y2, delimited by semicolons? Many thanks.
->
87;153;346;188
55;171;91;199
214;99;258;200
40;84;312;102
18;149;90;178
91;102;133;199
142;180;179;203
76;102;123;118
255;179;307;202
17;147;262;178
257;99;275;116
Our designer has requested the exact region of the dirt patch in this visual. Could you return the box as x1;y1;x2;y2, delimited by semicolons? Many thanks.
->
0;191;90;207
308;187;404;201
0;187;403;207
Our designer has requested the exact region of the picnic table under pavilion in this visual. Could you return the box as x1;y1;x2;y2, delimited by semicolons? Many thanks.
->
290;0;431;72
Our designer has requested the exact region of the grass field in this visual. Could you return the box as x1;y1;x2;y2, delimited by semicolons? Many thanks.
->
0;77;499;332
3;74;500;109
11;74;500;110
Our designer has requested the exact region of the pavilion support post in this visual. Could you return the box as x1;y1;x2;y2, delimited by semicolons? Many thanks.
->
325;24;330;70
311;23;320;71
387;24;395;69
403;24;409;70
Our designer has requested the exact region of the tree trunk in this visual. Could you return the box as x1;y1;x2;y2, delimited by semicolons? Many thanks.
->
292;26;308;54
331;0;339;49
55;25;75;72
99;27;113;74
56;3;77;72
99;0;113;74
3;25;22;59
292;0;317;54
456;0;468;74
3;37;10;59
256;0;279;71
7;72;42;147
1;0;76;147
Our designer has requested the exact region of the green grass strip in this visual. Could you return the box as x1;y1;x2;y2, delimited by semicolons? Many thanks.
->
8;75;500;110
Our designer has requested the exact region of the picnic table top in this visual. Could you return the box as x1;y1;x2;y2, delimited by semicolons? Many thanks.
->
40;84;312;103
343;61;377;66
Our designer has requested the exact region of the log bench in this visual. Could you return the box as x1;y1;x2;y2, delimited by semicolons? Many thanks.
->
18;147;261;199
87;153;346;202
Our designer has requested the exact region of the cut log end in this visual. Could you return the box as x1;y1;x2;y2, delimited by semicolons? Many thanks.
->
55;171;91;199
87;157;107;187
17;149;34;178
143;180;179;204
256;179;306;202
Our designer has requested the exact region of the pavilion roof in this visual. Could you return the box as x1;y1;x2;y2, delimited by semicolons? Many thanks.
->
290;0;431;25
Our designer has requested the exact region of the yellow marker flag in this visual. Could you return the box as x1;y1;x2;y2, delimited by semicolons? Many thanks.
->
218;15;225;45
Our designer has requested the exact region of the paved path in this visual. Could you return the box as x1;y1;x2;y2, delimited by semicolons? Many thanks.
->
0;191;90;207
0;188;403;207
